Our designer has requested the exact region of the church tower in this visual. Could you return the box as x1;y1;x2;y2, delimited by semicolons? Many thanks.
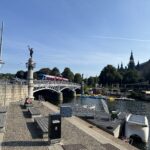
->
128;51;135;69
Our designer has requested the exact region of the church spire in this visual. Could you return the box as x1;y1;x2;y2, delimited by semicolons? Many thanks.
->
128;50;135;69
120;62;123;70
130;51;134;61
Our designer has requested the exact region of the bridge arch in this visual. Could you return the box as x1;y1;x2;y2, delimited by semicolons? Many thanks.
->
59;87;79;92
33;80;81;103
33;88;59;94
33;88;60;105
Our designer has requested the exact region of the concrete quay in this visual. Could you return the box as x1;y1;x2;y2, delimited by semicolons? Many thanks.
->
0;101;138;150
42;101;138;150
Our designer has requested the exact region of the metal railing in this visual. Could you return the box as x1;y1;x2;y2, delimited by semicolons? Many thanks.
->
34;80;80;86
0;79;81;89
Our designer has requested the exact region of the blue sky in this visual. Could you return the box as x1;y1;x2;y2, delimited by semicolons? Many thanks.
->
0;0;150;77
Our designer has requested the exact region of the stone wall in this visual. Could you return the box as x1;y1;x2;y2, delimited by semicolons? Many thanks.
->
0;84;28;106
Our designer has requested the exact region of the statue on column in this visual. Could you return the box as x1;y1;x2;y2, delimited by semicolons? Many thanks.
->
28;46;33;58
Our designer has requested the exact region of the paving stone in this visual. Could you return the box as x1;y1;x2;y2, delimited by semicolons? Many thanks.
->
2;102;48;150
62;144;87;150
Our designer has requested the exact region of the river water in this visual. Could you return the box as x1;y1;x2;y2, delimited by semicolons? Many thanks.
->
63;97;150;150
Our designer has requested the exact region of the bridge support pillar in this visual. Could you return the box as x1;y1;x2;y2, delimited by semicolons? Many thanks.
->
73;90;76;97
58;92;63;104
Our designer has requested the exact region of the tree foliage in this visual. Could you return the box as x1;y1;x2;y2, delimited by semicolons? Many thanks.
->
0;73;15;80
15;70;27;79
123;69;140;84
87;77;95;87
51;67;60;76
38;68;51;75
99;65;122;86
74;73;82;84
61;67;74;81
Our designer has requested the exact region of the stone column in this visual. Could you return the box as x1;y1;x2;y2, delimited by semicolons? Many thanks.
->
58;92;63;104
73;90;76;97
26;58;36;101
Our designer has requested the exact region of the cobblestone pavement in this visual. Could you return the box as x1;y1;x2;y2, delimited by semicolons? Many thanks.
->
1;101;138;150
2;102;48;150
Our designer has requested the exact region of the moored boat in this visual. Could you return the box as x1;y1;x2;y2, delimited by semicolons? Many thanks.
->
115;97;135;101
125;114;149;143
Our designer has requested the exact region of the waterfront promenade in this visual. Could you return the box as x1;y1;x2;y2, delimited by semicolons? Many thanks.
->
0;101;138;150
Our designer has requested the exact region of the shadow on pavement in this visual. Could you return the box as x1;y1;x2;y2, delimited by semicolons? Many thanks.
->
26;122;41;139
2;141;48;147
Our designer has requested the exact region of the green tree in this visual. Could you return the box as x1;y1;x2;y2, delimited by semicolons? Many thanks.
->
74;73;82;84
123;69;140;84
15;70;26;79
38;68;51;75
87;76;95;87
61;67;74;81
33;71;38;79
51;67;60;76
99;65;122;86
0;73;15;80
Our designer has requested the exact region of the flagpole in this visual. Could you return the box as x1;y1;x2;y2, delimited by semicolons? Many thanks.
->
0;22;3;60
0;22;4;67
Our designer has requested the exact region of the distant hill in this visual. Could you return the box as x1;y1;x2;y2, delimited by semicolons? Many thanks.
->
138;59;150;81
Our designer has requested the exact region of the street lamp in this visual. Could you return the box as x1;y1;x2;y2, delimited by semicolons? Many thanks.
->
0;22;4;70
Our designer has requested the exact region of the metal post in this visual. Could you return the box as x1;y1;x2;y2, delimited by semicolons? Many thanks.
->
81;74;84;95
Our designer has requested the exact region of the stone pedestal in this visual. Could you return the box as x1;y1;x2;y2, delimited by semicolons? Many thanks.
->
26;58;36;101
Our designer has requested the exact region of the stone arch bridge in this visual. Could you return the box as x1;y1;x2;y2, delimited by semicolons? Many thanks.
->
0;79;81;105
33;80;81;102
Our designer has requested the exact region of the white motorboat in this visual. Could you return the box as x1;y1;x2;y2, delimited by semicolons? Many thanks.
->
125;114;149;143
82;105;88;109
82;105;96;110
89;105;96;110
115;97;135;101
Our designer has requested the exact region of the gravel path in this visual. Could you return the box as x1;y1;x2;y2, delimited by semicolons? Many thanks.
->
2;102;48;150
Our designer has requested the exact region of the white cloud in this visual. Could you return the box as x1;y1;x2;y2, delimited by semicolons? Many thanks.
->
90;35;150;42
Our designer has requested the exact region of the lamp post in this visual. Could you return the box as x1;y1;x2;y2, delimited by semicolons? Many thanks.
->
0;22;4;70
81;74;84;95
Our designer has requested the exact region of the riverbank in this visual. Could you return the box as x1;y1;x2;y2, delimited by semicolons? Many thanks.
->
0;100;138;150
42;101;138;150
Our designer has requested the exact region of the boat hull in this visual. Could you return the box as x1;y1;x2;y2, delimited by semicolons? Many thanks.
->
125;114;149;143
